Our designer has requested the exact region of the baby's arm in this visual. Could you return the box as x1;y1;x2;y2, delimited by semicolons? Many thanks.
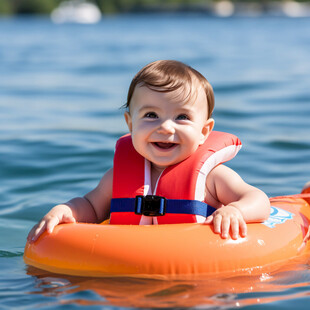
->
27;168;113;242
204;165;270;239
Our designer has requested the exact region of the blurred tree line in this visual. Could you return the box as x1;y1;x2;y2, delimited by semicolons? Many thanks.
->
0;0;309;15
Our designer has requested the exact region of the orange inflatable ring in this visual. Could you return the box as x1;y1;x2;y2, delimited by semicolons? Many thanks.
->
24;193;310;279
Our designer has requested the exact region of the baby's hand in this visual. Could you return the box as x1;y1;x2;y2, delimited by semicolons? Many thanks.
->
27;204;76;243
204;205;247;239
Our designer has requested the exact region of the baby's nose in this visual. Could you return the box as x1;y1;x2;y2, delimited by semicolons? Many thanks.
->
157;119;175;134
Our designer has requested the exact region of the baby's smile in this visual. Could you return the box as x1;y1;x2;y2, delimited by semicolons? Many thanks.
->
152;142;178;150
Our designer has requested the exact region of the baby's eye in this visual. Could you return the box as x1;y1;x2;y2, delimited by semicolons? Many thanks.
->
176;114;190;121
144;112;158;119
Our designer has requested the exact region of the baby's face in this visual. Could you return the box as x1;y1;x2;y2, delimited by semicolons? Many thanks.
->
124;84;214;171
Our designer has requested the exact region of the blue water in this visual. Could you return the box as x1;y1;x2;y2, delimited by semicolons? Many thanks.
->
1;15;310;309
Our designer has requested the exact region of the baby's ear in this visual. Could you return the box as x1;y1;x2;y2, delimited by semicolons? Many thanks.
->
124;111;132;132
200;118;214;144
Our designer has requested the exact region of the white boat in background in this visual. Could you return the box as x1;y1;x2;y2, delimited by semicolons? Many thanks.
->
211;0;310;18
281;1;310;17
51;0;101;24
213;1;235;17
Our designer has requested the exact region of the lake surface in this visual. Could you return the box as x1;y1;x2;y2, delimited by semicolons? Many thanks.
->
0;14;310;309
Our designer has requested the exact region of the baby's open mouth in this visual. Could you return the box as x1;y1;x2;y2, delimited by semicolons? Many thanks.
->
153;142;177;149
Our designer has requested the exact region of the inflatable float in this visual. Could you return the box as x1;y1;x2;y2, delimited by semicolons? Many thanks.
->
24;188;310;279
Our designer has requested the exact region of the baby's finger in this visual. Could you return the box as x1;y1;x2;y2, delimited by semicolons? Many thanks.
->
221;216;230;239
46;217;60;234
28;221;47;243
27;225;37;242
239;218;247;238
204;215;213;224
63;214;76;224
213;214;222;234
230;217;239;240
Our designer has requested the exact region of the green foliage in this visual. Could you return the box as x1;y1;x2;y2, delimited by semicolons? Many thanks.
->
96;0;213;13
0;0;14;14
0;0;60;15
97;0;141;13
0;0;310;16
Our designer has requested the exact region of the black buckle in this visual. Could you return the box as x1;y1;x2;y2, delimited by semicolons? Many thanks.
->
135;195;166;216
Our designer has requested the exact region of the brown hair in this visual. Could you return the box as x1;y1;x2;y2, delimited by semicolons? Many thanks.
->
125;60;214;118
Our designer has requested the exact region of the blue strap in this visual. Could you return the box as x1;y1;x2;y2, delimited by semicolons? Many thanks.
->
111;198;216;217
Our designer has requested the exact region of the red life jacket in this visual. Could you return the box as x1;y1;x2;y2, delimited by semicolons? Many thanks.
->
110;131;242;225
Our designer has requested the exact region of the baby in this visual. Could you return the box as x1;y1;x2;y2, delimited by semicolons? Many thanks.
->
27;60;270;243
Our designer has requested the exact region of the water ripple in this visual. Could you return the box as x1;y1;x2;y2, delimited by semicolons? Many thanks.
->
267;139;310;150
0;251;23;258
214;80;278;94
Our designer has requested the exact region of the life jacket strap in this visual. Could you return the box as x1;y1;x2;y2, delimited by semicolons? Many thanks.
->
111;196;216;218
